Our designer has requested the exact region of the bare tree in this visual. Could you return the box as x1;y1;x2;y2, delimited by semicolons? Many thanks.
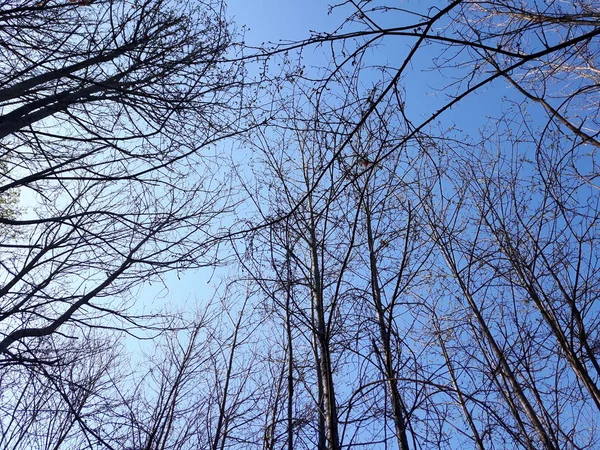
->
229;78;436;448
222;2;600;448
3;1;600;449
0;0;247;366
420;112;600;448
0;331;126;450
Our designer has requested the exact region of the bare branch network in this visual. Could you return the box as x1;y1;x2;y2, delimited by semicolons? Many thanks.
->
0;1;599;449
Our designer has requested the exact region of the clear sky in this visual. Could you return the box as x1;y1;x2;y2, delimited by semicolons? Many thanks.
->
226;0;338;44
135;1;341;312
225;0;537;134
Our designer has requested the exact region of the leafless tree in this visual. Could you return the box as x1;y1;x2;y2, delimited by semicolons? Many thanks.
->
3;1;600;449
418;111;600;448
0;331;126;450
0;0;248;366
222;2;600;448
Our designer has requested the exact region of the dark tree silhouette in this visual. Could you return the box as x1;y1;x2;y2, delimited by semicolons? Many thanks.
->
0;0;246;365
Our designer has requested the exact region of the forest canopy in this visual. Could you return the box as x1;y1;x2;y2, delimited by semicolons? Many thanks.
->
0;1;599;449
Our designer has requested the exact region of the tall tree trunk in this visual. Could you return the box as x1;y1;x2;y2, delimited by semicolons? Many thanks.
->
364;203;411;450
285;249;295;450
307;193;341;450
432;224;558;450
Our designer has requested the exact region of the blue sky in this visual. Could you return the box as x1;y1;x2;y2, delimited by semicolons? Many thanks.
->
227;0;337;44
225;0;535;134
134;1;544;313
134;1;339;310
5;2;598;448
